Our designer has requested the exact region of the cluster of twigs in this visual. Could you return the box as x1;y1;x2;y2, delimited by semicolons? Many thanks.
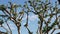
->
0;0;60;34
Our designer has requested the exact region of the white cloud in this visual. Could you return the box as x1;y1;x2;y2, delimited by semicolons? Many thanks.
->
22;15;38;21
22;15;38;25
29;15;38;21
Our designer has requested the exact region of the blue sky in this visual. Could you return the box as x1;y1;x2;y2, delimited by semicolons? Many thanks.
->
0;0;60;34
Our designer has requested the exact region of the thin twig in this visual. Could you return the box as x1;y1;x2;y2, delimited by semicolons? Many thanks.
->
5;21;12;34
1;25;9;33
51;28;56;34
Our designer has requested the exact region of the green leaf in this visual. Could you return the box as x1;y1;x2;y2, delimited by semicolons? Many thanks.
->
28;0;31;3
0;15;8;17
44;15;49;18
46;0;48;2
43;26;52;33
0;19;4;25
0;5;6;11
38;21;40;24
13;12;17;17
18;18;21;21
19;11;24;15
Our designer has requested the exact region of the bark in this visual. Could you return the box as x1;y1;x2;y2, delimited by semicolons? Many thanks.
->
17;23;20;34
17;26;20;34
40;22;43;34
39;14;43;34
46;23;48;34
51;28;55;34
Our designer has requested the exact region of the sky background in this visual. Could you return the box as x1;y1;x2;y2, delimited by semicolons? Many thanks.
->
0;0;60;34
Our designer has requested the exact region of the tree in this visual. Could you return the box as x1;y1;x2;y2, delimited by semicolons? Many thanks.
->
26;0;60;34
0;2;24;34
0;0;60;34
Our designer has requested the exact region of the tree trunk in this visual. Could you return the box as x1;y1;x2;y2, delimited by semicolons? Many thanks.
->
17;26;20;34
46;23;48;34
17;23;20;34
39;14;43;34
40;22;43;34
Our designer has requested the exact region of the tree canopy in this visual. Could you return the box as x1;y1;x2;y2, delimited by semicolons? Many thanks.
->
0;0;60;34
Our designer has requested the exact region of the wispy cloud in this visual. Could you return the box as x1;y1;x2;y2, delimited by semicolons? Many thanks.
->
22;15;38;21
29;15;38;21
